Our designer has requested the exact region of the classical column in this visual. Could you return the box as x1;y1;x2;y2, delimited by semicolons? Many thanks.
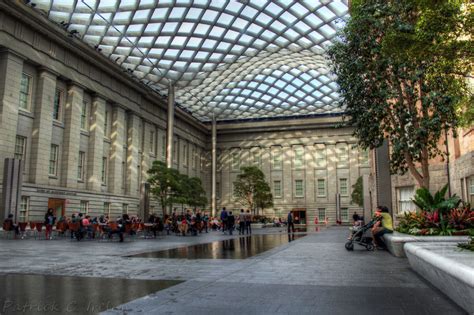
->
61;82;84;188
126;113;141;196
29;67;57;184
211;116;217;217
0;49;24;181
166;83;174;168
87;94;106;191
108;105;125;194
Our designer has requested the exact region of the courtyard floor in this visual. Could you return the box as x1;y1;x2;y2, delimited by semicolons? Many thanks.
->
0;226;465;315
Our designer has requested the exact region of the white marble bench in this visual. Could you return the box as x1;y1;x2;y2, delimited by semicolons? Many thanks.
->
384;231;469;257
405;242;474;314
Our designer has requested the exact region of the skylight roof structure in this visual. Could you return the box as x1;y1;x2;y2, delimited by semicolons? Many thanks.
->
31;0;349;122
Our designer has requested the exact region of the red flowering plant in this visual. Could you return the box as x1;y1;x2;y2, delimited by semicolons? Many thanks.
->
447;207;474;233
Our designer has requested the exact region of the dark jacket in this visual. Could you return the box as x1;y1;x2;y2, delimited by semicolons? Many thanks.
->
227;214;235;226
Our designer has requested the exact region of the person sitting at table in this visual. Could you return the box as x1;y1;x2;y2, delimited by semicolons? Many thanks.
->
148;213;158;238
164;215;171;235
108;215;126;242
179;216;188;236
3;214;20;238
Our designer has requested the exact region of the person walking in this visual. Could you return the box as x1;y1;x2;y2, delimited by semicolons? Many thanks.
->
287;211;295;233
227;211;235;235
245;210;252;235
239;209;246;235
44;208;56;240
220;207;228;234
202;212;209;233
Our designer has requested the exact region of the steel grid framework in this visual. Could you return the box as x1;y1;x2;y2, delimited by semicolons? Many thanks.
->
31;0;349;122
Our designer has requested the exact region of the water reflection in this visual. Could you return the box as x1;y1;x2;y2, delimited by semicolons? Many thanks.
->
129;234;306;259
0;274;181;315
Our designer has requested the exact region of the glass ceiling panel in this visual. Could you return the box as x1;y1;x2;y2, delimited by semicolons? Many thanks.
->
31;0;348;122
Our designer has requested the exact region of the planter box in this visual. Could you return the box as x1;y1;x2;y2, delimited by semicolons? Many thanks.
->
384;232;469;257
405;242;474;314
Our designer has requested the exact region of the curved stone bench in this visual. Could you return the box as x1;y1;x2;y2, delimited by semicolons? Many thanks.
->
384;231;469;257
405;242;474;314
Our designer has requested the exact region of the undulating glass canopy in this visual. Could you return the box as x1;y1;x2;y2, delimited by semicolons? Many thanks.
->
31;0;349;122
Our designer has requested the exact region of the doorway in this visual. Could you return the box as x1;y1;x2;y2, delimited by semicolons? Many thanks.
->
48;198;66;218
291;208;306;225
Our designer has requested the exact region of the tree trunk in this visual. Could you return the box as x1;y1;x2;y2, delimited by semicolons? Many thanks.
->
404;152;429;190
161;197;167;216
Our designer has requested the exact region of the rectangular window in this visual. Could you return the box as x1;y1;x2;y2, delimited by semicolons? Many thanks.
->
192;148;196;169
294;147;304;169
341;207;349;222
122;203;128;214
183;144;187;166
122;161;126;189
359;149;369;166
101;157;107;185
53;89;62;121
161;135;166;161
19;73;32;111
216;182;221;199
273;180;282;198
104;110;109;137
253;151;261;166
103;202;110;216
398;186;416;213
137;165;141;190
318;208;326;222
295;180;304;197
49;144;59;176
80;200;89;214
200;154;205;171
317;179;326;197
337;144;348;168
14;136;26;160
272;149;282;170
232;152;240;171
339;178;348;196
315;147;326;168
19;196;29;222
80;101;88;130
173;140;178;162
77;151;85;181
469;177;474;205
149;130;154;154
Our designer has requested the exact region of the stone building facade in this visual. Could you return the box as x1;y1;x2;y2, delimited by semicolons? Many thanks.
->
214;117;371;225
0;2;471;226
389;127;474;216
0;4;209;221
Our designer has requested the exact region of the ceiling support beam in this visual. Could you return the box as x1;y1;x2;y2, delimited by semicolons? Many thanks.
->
166;83;175;169
211;115;217;217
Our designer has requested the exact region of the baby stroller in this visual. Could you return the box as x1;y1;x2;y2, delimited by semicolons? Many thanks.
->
345;219;378;251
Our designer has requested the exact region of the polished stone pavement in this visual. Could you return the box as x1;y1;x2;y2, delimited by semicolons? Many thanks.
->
0;227;465;315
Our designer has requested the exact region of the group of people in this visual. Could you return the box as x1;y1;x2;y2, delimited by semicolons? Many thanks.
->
219;207;253;235
3;205;394;249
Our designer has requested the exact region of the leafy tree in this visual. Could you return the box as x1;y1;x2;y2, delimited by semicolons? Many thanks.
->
328;0;473;189
147;161;208;215
255;181;274;215
183;176;208;210
351;176;364;207
233;166;273;215
147;161;180;215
